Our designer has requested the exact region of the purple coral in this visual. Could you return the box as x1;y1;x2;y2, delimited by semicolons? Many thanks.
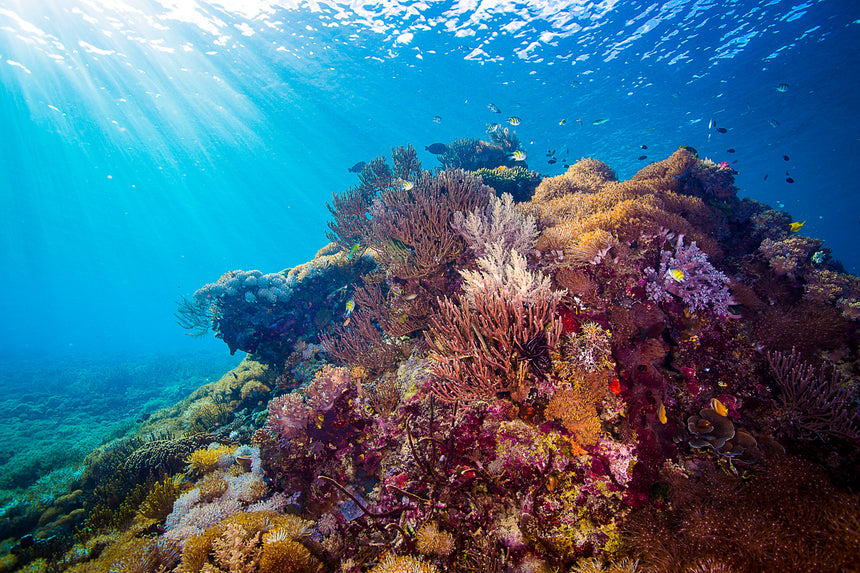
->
644;236;739;318
266;392;309;441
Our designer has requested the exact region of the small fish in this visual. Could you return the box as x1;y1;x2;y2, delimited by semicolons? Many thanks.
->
546;149;556;156
496;165;507;171
776;83;790;92
343;316;351;327
511;150;527;161
668;268;685;282
764;174;769;180
717;127;728;133
710;397;728;417
786;177;795;183
488;103;501;113
547;157;557;165
783;154;790;161
403;293;418;301
637;155;648;161
790;221;805;232
727;148;736;153
347;243;361;260
592;118;609;125
658;402;668;424
708;118;716;130
679;145;698;157
769;118;780;128
811;250;825;264
347;161;367;173
508;116;521;126
345;298;355;316
609;377;622;395
232;372;238;380
425;142;448;154
559;118;566;125
401;180;414;191
641;144;648;149
432;115;442;123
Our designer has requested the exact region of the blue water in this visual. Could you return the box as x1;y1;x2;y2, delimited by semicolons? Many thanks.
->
0;0;858;360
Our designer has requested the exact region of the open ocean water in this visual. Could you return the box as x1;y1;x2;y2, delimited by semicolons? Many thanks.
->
0;0;858;568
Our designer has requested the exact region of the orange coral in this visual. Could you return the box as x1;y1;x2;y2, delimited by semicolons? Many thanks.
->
545;370;611;447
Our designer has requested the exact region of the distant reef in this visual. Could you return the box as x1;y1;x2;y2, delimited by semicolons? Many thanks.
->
2;140;858;573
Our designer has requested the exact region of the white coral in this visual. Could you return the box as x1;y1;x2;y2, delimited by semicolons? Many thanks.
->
453;192;538;257
460;242;563;306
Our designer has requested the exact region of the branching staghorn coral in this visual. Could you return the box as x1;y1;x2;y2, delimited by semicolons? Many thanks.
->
767;348;858;441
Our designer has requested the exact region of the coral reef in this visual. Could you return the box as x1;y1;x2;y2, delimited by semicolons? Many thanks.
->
9;144;860;573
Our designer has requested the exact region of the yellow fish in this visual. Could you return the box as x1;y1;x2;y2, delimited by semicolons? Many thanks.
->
668;268;685;282
790;221;805;232
658;402;667;424
710;397;728;417
345;298;355;316
496;165;507;171
511;150;527;161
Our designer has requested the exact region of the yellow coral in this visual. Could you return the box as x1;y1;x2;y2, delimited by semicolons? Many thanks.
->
415;522;455;557
186;445;235;475
368;554;440;573
138;477;181;520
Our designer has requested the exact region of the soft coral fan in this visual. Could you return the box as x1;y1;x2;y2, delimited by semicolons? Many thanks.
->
644;235;738;318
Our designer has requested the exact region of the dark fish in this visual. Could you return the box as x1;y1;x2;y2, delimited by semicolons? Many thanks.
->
433;115;442;123
786;177;795;183
347;161;367;173
727;148;736;153
232;372;238;379
764;174;769;180
641;144;648;149
783;155;790;161
637;155;648;160
425;143;448;154
548;157;557;164
679;145;698;157
488;103;501;113
717;127;728;133
563;163;570;168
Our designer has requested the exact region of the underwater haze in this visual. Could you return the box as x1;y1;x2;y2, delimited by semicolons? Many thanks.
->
1;0;858;360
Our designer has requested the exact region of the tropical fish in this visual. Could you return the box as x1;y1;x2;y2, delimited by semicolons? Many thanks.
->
637;155;648;160
790;221;805;232
496;165;507;171
508;116;521;126
559;118;566;125
345;298;355;316
547;157;557;164
668;268;685;282
641;144;648;149
609;377;622;395
487;122;502;133
679;145;698;157
592;118;609;125
783;154;790;161
717;127;728;133
776;83;790;92
546;149;556;156
401;180;414;191
488;103;501;113
708;118;716;130
432;115;442;123
727;148;736;153
769;118;780;127
347;243;361;260
403;293;418;301
425;143;448;154
764;174;769;180
710;397;728;417
347;161;367;173
658;402;668;424
786;177;795;183
511;150;527;161
811;250;825;264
